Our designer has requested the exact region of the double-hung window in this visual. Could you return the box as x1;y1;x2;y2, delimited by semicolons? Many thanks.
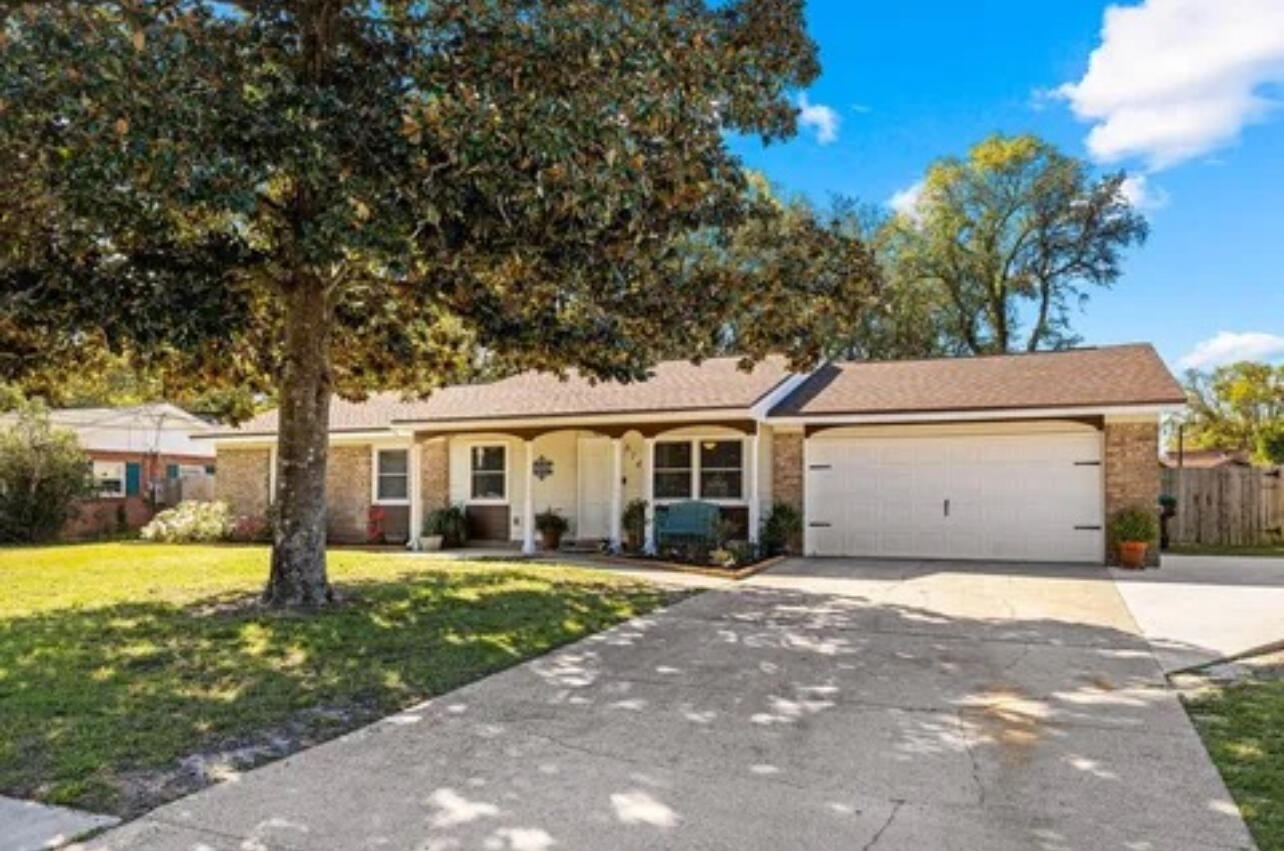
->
375;449;409;503
652;439;744;501
470;445;507;501
93;461;126;498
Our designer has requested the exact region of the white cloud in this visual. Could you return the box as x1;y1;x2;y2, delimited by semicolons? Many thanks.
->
1119;174;1169;211
797;93;839;145
1058;0;1284;169
1178;331;1284;370
887;180;924;219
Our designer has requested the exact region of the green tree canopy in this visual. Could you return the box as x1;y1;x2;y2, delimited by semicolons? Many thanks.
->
853;134;1149;356
1182;362;1284;466
1;1;874;605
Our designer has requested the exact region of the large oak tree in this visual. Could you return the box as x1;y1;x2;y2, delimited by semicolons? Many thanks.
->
1;1;876;605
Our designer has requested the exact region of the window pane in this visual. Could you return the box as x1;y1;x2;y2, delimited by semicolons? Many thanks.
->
699;440;742;470
654;471;692;499
653;441;691;469
699;470;743;500
378;475;408;500
472;471;506;500
378;450;408;476
472;446;505;472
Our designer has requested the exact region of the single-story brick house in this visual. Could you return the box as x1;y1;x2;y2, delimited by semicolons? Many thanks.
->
202;344;1185;564
35;404;217;537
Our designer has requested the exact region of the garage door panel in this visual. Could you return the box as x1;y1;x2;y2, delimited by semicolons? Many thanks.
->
807;430;1103;563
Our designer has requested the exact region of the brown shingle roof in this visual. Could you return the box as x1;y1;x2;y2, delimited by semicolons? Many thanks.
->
770;344;1185;418
204;356;792;437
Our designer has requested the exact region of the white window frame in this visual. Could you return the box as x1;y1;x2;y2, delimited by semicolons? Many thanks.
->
651;436;748;506
371;446;411;506
467;441;509;505
93;460;126;498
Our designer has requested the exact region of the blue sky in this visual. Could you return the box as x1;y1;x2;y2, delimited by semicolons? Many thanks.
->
728;0;1284;372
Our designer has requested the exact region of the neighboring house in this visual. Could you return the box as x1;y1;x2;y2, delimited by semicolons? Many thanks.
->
42;404;216;537
1161;448;1252;469
201;344;1185;565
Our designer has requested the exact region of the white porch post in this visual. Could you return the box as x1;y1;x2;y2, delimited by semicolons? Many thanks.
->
408;438;422;550
609;437;623;553
522;439;536;555
747;432;760;546
643;436;656;555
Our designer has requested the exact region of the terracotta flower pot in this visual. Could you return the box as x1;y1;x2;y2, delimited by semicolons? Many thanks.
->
540;529;563;551
1118;540;1148;569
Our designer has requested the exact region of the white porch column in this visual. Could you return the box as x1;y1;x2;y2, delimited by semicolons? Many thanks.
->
408;438;422;550
608;437;623;553
643;436;656;555
747;432;760;546
521;439;536;555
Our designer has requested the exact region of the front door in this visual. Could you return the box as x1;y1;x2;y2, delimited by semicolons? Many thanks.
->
577;437;613;540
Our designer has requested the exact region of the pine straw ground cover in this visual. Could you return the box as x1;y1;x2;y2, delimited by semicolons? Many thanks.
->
0;543;680;816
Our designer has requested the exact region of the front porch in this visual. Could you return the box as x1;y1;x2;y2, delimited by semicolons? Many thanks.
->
408;419;773;555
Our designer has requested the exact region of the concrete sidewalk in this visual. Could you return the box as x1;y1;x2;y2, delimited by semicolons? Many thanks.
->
0;796;117;851
80;557;1253;851
1114;553;1284;671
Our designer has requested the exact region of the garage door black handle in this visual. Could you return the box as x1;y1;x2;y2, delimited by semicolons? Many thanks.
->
943;498;950;517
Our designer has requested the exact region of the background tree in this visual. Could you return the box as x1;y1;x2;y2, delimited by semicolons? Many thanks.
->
2;1;873;606
865;134;1148;355
0;402;95;543
1181;362;1284;465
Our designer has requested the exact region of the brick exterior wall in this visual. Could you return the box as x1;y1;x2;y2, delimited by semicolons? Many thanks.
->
1104;419;1161;566
215;448;271;519
419;436;450;518
325;444;372;544
771;430;804;514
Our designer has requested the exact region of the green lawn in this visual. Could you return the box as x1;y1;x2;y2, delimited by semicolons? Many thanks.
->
1185;675;1284;850
0;543;677;816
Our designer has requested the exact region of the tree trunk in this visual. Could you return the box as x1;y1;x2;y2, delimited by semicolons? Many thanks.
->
263;282;333;608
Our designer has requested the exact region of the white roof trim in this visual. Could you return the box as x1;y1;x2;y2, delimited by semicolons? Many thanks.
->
770;403;1182;427
397;407;760;431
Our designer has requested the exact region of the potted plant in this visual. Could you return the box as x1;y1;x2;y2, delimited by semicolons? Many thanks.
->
1111;506;1158;569
621;498;647;553
535;508;569;551
423;505;467;550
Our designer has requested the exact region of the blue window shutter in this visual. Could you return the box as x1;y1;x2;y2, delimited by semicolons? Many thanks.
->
166;464;179;480
125;463;142;496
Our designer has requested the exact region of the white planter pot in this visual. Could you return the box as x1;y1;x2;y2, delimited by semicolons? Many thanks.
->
419;534;444;552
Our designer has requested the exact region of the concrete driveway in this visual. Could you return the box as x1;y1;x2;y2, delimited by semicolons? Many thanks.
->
1114;553;1284;672
84;558;1254;851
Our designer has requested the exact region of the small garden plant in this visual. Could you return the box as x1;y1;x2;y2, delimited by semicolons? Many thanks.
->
424;505;468;547
1111;506;1158;543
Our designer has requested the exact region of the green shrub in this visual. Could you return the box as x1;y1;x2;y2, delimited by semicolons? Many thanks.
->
621;498;647;551
140;500;232;542
0;403;94;543
424;504;468;547
535;508;569;537
760;501;802;556
1111;506;1157;543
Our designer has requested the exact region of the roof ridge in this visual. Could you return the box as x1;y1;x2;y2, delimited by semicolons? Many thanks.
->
829;343;1152;369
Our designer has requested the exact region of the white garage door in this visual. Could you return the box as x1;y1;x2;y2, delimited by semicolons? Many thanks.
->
806;430;1104;563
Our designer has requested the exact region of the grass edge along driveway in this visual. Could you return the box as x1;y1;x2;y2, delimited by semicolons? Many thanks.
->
1183;665;1284;851
0;543;681;817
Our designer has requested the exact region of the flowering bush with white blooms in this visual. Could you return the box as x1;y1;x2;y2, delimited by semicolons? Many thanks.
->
140;500;233;543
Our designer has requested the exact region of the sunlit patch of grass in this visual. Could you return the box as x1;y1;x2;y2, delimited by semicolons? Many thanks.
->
1185;677;1284;850
0;542;678;816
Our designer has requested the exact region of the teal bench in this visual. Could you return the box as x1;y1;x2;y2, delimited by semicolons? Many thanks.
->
655;500;720;549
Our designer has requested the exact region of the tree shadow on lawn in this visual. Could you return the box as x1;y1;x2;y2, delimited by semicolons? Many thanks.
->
0;566;677;817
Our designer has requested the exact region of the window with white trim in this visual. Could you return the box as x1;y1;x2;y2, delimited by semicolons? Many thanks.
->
470;445;506;500
652;439;745;501
699;440;743;499
375;449;409;502
653;441;693;499
93;461;126;498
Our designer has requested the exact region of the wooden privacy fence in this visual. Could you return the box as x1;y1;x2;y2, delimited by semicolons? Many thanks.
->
1162;466;1284;546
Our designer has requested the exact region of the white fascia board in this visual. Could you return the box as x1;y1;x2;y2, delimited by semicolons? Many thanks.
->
206;429;396;447
769;403;1182;428
748;371;813;422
